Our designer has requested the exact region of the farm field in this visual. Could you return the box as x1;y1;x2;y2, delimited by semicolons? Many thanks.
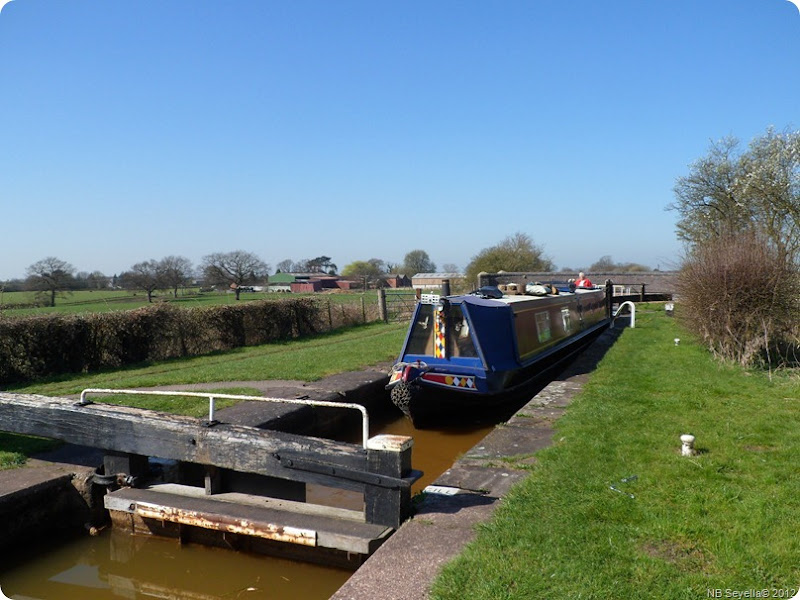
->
0;288;381;317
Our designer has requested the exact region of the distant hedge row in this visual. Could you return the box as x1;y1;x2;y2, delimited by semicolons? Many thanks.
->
0;297;376;385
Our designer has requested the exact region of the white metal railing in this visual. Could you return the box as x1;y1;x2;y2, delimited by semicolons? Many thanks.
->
78;389;371;449
613;301;636;328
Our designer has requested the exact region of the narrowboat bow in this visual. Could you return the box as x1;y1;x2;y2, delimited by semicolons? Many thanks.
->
387;282;612;426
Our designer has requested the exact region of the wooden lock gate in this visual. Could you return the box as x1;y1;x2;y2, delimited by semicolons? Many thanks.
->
0;391;422;567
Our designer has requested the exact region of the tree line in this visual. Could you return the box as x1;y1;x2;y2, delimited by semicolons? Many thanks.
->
10;249;446;307
8;240;656;308
17;251;270;306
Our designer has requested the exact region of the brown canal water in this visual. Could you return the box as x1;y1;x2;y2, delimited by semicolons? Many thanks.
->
0;414;493;600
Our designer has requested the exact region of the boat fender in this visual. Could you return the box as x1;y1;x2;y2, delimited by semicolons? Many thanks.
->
390;381;418;415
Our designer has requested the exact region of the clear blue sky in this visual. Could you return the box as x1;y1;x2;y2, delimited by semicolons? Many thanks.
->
1;0;798;279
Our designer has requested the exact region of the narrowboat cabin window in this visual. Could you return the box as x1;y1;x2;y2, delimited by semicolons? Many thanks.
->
535;311;552;343
404;302;477;358
406;304;435;355
561;307;572;333
448;304;477;358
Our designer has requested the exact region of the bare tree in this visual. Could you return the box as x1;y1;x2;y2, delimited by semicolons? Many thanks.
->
86;271;108;290
402;250;436;275
201;250;269;300
25;257;76;307
159;256;194;298
367;258;386;273
589;256;651;272
276;259;294;274
292;259;310;273
121;260;163;303
670;127;800;262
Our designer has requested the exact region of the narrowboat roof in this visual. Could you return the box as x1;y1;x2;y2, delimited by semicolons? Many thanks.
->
447;287;601;307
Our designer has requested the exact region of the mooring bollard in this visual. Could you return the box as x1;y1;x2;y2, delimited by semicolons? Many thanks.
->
680;434;696;456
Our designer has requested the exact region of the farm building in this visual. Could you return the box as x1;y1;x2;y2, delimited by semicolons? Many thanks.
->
273;273;364;293
411;273;463;290
268;272;296;292
290;280;323;293
383;274;412;288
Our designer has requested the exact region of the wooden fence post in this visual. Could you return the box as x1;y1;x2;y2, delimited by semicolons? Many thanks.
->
378;289;388;323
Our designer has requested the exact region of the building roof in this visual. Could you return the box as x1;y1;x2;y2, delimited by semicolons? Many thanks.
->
411;273;463;279
270;272;297;283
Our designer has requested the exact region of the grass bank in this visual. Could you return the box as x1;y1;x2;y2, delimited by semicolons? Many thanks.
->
431;306;800;599
0;321;407;465
7;321;406;397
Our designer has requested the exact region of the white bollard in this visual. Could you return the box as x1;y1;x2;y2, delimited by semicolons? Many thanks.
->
680;434;696;456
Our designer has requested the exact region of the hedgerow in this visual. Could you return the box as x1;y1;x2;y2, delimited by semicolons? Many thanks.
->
0;297;377;384
677;232;800;368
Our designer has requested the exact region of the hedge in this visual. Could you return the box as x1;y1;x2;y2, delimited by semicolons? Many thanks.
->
0;297;376;385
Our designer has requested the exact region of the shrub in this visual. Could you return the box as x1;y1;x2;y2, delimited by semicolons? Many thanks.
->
0;297;334;384
677;232;800;368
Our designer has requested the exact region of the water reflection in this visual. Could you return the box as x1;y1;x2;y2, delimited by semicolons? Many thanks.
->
374;414;493;492
1;530;350;600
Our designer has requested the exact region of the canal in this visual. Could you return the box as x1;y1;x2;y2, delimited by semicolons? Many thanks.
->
0;411;494;600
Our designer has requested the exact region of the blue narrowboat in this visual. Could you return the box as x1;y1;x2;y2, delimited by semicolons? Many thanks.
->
387;283;611;425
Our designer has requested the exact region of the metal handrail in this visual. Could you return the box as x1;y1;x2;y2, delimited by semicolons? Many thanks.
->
613;301;636;328
78;388;370;449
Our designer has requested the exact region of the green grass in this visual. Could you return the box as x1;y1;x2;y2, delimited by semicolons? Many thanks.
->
7;321;406;398
0;289;375;316
0;433;61;470
431;306;800;599
80;387;268;418
1;320;407;463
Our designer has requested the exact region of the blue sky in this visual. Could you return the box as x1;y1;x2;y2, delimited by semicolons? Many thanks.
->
0;0;797;279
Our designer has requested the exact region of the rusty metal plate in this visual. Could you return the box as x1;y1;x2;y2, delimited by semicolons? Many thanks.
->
134;501;317;546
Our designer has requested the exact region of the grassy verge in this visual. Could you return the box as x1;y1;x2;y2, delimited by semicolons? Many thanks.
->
1;321;407;462
7;321;406;397
431;306;800;599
